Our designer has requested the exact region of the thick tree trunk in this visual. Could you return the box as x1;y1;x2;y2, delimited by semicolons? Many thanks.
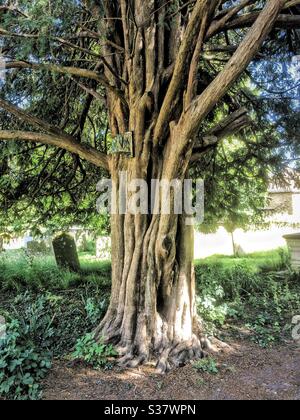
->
91;0;285;371
94;154;204;372
96;212;203;372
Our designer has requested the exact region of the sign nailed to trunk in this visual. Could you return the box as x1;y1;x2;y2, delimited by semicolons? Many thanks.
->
109;132;134;157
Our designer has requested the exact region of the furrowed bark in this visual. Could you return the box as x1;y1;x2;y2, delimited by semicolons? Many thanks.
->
153;0;210;146
95;154;204;371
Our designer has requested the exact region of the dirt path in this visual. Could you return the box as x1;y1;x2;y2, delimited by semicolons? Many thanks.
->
43;339;300;400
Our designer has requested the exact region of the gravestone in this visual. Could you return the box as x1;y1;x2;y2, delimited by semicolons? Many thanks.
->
76;232;88;252
96;236;111;260
283;233;300;270
27;240;48;254
52;233;80;272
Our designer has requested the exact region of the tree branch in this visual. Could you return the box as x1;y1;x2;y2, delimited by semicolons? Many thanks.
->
3;61;127;106
0;131;109;171
190;107;251;163
285;0;300;8
153;0;209;145
186;9;208;104
0;6;28;17
206;0;255;39
220;13;300;33
0;28;127;86
0;97;73;140
208;107;250;138
179;0;286;141
69;77;105;104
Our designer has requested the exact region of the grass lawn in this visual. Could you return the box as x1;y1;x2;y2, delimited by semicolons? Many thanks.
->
0;247;289;291
196;248;289;273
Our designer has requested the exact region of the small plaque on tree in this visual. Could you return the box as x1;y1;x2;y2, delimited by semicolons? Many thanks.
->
110;132;134;157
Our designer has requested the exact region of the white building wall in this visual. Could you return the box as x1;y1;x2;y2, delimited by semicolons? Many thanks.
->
292;193;300;220
194;226;299;259
195;192;300;259
4;236;31;250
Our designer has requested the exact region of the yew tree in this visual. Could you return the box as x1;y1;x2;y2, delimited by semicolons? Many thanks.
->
1;0;300;371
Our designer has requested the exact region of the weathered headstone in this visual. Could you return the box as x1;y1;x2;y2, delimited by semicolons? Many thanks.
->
96;236;111;260
283;233;300;270
27;240;48;254
76;232;88;252
52;233;80;272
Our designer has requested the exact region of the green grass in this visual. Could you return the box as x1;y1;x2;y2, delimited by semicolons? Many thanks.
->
79;253;111;277
195;248;289;274
0;248;288;292
0;250;111;292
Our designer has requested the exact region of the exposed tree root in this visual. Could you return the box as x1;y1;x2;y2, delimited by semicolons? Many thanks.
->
208;337;232;353
156;337;203;374
95;311;232;373
94;322;232;374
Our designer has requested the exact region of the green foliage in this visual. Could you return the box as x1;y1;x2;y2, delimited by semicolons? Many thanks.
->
72;333;117;369
0;2;299;241
0;297;53;400
80;253;111;278
193;357;219;375
0;251;79;291
1;288;109;358
0;286;110;399
85;297;107;325
2;248;299;352
197;159;269;235
0;248;299;401
0;251;111;362
246;315;281;348
195;249;290;302
196;288;230;331
195;249;300;346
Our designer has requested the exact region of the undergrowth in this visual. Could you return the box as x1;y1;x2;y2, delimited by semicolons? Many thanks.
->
0;247;299;399
72;333;117;369
196;249;300;347
193;357;219;375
